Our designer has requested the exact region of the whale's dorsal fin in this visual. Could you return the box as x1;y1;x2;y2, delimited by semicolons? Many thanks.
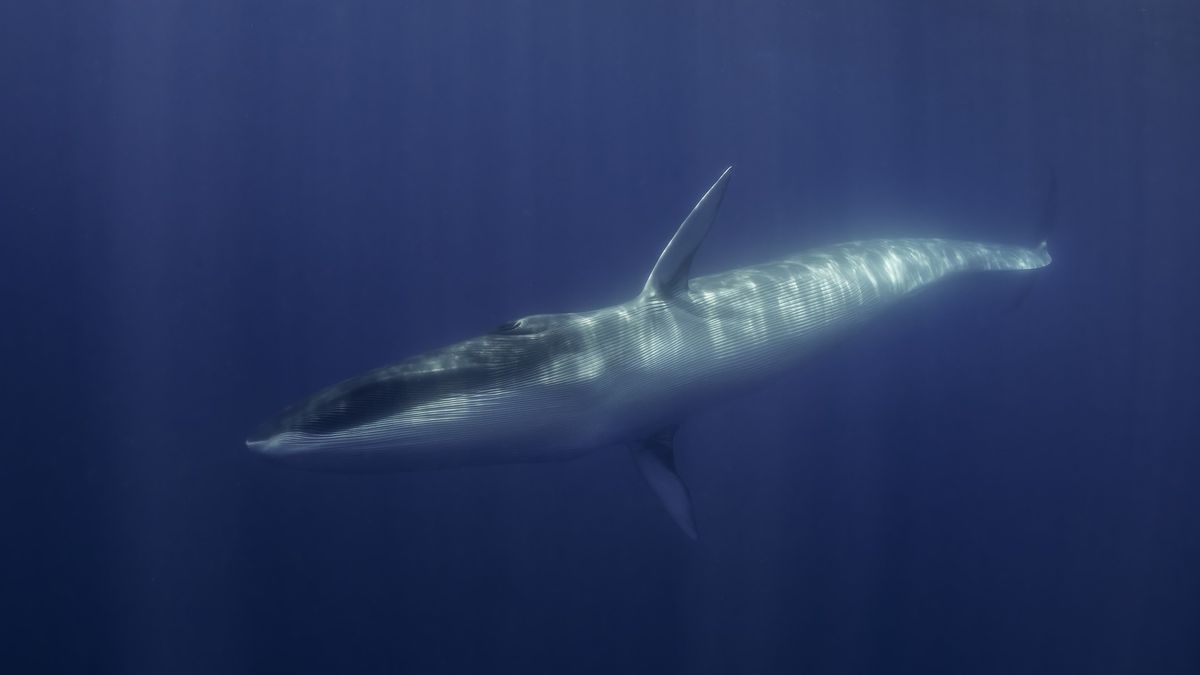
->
642;167;733;300
630;426;698;539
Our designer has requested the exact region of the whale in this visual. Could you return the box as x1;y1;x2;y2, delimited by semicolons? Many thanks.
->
247;167;1051;537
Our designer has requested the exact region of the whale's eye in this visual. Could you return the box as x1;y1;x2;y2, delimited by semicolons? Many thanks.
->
493;318;545;335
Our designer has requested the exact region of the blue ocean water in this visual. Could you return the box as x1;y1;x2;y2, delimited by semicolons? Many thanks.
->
3;1;1199;673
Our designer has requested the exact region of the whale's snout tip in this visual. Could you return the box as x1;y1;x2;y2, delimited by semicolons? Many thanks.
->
245;424;284;456
245;435;294;462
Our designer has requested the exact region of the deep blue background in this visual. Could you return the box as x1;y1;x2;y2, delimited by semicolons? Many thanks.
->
3;1;1199;673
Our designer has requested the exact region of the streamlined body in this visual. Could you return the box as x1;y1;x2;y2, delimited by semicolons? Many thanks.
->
248;168;1050;536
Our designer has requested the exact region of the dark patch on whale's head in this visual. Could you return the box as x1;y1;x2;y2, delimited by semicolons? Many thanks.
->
246;313;588;457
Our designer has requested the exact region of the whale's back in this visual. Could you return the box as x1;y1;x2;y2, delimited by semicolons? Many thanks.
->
670;238;1050;376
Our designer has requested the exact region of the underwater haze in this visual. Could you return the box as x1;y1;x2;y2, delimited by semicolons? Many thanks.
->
3;1;1200;674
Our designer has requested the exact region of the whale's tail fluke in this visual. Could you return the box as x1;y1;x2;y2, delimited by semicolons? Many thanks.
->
1033;171;1058;248
1010;175;1057;309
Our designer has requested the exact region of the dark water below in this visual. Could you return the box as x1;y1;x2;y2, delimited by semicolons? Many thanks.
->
3;2;1199;673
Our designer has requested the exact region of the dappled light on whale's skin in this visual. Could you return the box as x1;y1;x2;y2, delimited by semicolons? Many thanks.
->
247;168;1051;535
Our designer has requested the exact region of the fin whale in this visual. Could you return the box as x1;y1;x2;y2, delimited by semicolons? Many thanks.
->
247;168;1050;538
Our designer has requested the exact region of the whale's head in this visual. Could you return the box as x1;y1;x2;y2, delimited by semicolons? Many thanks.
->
246;312;607;470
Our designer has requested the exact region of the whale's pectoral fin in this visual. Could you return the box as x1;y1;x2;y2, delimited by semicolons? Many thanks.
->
630;426;698;539
642;166;733;300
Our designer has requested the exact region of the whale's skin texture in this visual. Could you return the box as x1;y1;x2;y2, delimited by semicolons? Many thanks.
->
247;237;1049;472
